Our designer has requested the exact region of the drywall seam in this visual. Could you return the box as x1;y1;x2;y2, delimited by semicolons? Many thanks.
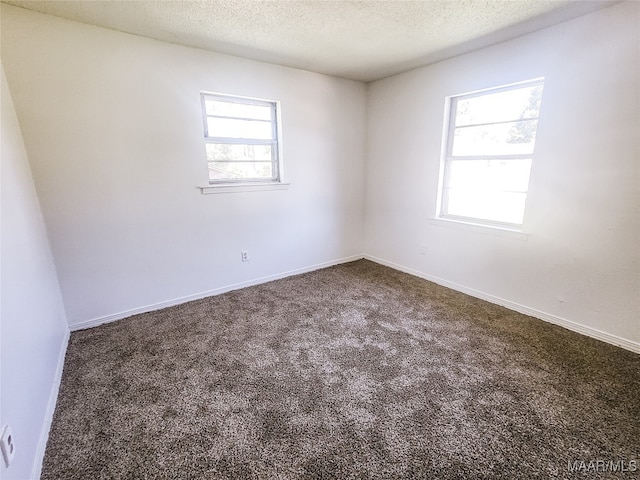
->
30;329;70;480
365;254;640;354
71;254;365;331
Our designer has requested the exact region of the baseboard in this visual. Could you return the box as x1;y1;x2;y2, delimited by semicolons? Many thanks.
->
364;254;640;355
69;253;640;354
31;328;70;480
70;255;365;331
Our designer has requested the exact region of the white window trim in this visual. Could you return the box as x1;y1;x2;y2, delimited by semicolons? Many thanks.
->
427;217;529;240
199;91;286;192
435;78;544;232
198;182;291;194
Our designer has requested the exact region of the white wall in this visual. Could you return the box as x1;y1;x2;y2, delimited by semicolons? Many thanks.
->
0;3;636;478
1;5;367;329
365;1;640;349
1;2;638;350
1;64;69;479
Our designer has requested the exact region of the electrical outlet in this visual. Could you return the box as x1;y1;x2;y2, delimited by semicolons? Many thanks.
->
1;425;15;468
241;251;249;262
420;244;427;255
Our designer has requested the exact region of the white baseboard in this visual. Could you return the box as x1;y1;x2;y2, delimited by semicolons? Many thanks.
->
25;255;637;480
70;255;364;332
70;253;639;355
364;254;640;354
31;328;70;480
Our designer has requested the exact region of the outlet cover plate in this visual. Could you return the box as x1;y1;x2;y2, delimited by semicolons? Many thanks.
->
1;425;15;467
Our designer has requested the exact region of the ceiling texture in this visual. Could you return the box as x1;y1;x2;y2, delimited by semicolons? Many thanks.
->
2;0;618;82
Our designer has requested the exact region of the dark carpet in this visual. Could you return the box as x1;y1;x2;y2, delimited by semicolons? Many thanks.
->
41;260;640;479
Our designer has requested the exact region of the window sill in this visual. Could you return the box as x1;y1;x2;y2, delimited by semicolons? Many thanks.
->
428;217;529;240
199;182;291;194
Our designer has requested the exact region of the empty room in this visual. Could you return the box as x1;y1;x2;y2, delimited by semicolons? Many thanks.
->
1;0;638;478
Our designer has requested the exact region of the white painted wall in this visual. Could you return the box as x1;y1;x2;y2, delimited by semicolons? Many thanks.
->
1;5;367;329
1;64;69;479
1;2;637;350
0;3;636;478
365;1;639;348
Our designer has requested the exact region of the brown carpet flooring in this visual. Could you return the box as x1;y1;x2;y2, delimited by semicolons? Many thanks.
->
42;260;640;479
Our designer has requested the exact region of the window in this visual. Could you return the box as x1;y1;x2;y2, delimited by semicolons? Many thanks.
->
201;92;282;184
438;79;544;228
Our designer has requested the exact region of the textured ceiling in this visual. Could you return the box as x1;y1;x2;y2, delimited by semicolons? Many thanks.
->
2;0;618;82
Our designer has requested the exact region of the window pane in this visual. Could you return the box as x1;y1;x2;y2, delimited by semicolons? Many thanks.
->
455;85;543;126
206;143;273;162
444;189;528;225
448;159;532;192
204;99;272;120
439;80;543;227
208;161;274;181
452;120;538;156
207;117;273;140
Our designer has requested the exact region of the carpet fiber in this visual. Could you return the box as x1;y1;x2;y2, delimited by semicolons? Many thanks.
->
42;260;640;479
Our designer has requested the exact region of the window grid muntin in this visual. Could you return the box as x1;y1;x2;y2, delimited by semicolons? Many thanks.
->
201;93;281;184
439;79;543;227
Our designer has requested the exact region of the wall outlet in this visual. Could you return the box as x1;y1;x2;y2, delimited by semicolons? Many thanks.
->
420;244;427;255
241;251;249;262
1;425;15;468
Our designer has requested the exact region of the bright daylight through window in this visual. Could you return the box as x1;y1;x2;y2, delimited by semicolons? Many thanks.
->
201;93;281;184
438;79;544;228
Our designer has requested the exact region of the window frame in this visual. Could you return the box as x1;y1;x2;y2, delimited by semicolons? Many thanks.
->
200;92;284;186
437;78;544;230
